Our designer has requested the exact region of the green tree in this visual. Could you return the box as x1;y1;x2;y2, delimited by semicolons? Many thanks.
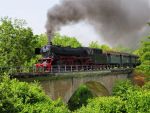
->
37;33;82;48
112;80;150;113
75;80;150;113
113;45;134;53
112;80;138;100
89;41;101;49
68;85;93;111
36;34;48;47
52;33;82;48
74;97;125;113
0;17;38;67
0;75;70;113
125;90;150;113
142;81;150;90
134;36;150;75
100;44;111;51
89;41;112;51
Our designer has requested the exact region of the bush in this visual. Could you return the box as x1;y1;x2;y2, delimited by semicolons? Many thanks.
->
142;81;150;90
0;76;70;113
1;76;150;113
112;80;137;99
112;80;150;113
75;80;150;113
125;90;150;113
74;97;125;113
68;85;93;111
75;91;150;113
134;36;150;76
21;99;69;113
136;62;150;76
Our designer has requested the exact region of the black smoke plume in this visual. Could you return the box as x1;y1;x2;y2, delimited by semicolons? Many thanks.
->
46;0;150;48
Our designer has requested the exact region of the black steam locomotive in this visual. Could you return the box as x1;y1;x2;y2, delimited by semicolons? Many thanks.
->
35;44;139;71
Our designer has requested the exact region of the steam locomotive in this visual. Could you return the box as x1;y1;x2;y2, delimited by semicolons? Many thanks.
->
35;44;139;72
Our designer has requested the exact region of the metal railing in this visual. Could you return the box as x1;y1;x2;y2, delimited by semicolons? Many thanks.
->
0;64;133;75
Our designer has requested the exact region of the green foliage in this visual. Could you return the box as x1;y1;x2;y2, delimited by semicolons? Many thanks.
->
89;41;111;51
68;85;93;111
135;36;150;76
89;41;101;49
100;45;112;51
36;34;48;47
74;97;125;113
113;45;134;53
0;17;38;67
76;80;150;113
142;81;150;90
0;75;69;113
112;80;150;113
0;76;150;113
21;99;69;113
125;90;150;113
89;41;134;53
52;33;82;48
112;80;137;99
37;33;82;48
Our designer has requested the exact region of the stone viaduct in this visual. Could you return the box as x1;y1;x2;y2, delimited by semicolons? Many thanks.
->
18;69;132;103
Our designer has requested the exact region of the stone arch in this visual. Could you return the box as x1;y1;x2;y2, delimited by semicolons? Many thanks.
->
67;81;110;103
85;81;110;96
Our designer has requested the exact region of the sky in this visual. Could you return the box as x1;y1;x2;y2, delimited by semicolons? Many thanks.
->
1;0;150;46
0;0;105;46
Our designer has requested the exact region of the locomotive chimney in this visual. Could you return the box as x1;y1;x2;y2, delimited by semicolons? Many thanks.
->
47;32;53;45
47;33;51;45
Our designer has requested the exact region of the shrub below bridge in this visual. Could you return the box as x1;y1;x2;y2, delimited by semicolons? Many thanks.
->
1;75;150;113
74;97;125;113
0;75;70;113
75;80;150;113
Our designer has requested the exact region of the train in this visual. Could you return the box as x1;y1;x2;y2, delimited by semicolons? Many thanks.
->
35;43;140;72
